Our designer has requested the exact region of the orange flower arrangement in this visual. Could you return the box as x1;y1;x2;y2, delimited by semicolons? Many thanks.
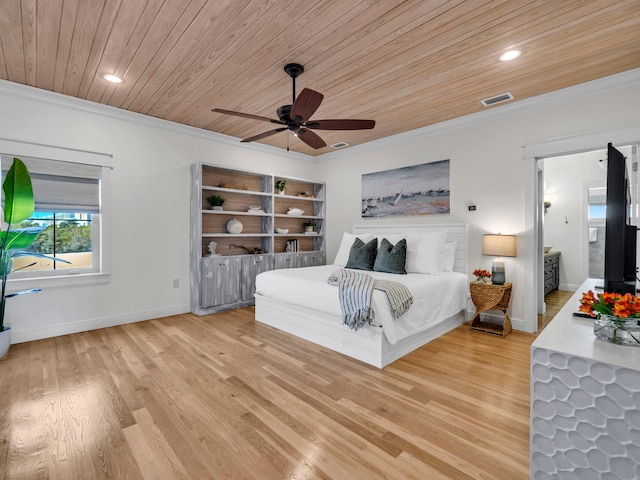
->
579;290;640;319
473;269;492;279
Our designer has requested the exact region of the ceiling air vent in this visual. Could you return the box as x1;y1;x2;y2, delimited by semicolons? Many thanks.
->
481;92;513;107
330;142;349;149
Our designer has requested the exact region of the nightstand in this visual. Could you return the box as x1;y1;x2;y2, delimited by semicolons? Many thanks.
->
469;282;512;336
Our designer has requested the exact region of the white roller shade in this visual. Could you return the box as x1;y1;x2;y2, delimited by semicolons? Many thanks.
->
1;155;100;213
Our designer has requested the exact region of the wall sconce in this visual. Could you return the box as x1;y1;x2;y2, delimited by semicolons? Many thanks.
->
544;200;552;214
482;234;517;285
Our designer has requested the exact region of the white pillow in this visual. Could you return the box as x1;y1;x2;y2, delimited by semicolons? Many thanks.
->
333;232;374;266
405;231;447;274
440;241;457;272
373;233;406;247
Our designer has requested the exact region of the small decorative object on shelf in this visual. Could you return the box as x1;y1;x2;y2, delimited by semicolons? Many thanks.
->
226;218;243;234
275;179;287;195
579;290;640;346
207;241;219;256
303;221;316;233
473;268;492;284
229;244;262;254
219;182;248;190
287;207;304;216
207;194;225;210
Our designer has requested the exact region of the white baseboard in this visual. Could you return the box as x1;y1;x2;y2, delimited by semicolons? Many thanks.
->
10;304;191;344
559;284;579;292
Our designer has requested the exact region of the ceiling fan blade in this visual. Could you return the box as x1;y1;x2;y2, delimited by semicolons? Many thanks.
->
305;119;375;130
289;88;324;124
212;108;284;125
296;128;326;149
241;128;287;143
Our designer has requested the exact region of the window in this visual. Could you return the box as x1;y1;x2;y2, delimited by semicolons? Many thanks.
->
0;138;111;287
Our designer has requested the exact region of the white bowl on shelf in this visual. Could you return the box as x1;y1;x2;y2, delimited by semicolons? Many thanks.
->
287;208;304;216
276;228;289;234
544;245;553;253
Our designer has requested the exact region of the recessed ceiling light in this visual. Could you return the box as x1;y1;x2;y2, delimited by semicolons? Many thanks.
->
104;74;123;83
500;49;521;62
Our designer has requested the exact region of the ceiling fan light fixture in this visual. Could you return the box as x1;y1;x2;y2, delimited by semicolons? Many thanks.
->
500;49;521;62
212;62;375;150
104;74;123;83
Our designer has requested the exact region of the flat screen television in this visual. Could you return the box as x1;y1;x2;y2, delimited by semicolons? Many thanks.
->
603;142;637;294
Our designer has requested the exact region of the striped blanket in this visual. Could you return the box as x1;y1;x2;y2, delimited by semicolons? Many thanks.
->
327;269;414;330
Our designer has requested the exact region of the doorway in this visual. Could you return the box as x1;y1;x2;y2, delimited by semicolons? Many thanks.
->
523;124;640;334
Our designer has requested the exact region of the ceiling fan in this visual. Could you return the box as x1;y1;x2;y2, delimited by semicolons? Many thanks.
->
212;63;375;150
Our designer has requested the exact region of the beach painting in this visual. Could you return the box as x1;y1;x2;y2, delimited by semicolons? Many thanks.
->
361;159;450;218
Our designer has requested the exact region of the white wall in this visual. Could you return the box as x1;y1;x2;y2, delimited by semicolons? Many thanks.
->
315;74;640;330
0;82;314;342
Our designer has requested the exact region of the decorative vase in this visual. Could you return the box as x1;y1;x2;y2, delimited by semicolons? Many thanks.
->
278;190;285;195
594;314;640;346
212;206;223;211
0;327;11;359
226;218;243;234
476;276;491;284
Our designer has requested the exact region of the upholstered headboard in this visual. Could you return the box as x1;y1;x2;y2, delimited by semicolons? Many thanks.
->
351;223;468;275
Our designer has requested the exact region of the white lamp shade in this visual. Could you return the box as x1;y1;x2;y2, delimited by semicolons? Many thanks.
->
482;234;517;257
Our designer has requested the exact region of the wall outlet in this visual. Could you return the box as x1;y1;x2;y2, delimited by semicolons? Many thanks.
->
173;279;179;288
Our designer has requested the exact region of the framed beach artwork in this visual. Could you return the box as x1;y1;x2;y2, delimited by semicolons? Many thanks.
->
361;159;450;218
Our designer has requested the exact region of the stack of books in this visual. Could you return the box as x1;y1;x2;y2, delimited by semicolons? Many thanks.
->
285;239;300;252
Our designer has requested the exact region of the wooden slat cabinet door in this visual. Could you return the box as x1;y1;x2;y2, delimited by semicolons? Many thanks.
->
274;253;297;269
201;256;242;307
300;251;326;267
241;254;273;301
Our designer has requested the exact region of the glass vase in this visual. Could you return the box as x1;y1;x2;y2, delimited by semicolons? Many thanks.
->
594;314;640;346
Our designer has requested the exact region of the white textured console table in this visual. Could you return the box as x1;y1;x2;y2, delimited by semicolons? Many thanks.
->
531;279;640;479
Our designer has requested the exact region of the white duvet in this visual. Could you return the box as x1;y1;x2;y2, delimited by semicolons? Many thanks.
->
255;265;470;345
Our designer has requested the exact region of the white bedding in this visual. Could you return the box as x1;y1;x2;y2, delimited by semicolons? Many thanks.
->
255;265;469;345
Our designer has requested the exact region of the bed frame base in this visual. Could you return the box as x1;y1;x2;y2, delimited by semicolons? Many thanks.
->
255;294;466;368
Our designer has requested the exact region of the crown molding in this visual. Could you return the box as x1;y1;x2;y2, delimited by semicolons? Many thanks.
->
315;68;640;163
0;79;312;162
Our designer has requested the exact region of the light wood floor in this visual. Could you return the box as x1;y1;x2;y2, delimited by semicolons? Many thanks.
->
538;289;574;331
0;308;536;479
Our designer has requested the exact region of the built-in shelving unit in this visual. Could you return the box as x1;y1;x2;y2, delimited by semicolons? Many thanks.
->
190;163;326;314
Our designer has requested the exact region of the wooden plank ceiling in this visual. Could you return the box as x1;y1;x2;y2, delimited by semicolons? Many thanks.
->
0;0;638;156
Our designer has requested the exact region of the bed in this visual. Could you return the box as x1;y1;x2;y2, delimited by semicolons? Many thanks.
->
254;224;470;368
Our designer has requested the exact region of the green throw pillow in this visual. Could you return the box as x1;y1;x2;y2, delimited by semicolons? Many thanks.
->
374;238;407;274
345;237;378;271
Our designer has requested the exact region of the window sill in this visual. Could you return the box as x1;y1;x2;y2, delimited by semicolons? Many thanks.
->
7;272;111;292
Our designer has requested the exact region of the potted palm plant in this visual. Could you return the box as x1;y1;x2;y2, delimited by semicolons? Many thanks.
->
0;157;65;358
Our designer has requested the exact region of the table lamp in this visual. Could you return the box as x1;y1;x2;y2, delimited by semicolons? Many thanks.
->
482;234;517;285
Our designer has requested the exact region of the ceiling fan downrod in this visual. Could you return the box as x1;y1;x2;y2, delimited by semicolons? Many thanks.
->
284;63;304;104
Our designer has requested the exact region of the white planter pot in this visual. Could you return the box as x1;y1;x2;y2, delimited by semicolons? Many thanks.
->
0;327;11;359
